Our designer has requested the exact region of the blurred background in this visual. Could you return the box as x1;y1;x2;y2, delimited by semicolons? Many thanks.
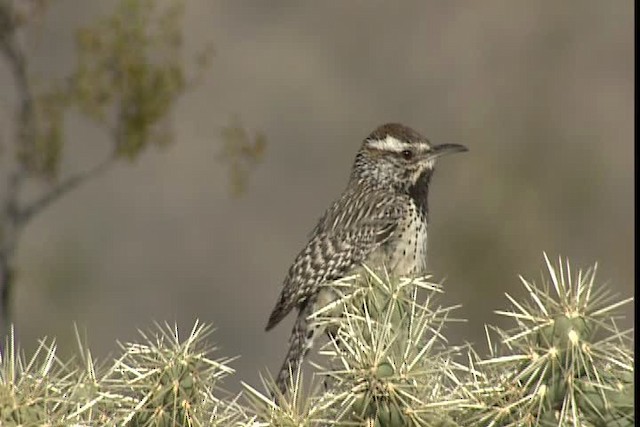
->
2;1;633;393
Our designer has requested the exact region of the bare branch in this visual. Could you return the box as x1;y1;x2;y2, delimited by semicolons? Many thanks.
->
0;1;33;336
1;1;34;230
19;154;116;226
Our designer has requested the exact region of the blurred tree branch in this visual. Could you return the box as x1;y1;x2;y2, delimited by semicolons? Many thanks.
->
0;0;247;337
218;116;266;196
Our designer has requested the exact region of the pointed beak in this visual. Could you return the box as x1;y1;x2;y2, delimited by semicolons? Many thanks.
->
427;143;468;159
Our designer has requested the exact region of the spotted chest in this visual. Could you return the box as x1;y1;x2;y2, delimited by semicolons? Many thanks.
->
367;203;428;275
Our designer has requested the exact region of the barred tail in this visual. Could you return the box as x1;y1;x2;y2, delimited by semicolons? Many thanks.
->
274;300;323;395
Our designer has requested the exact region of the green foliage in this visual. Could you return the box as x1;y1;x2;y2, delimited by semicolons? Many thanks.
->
10;0;208;180
0;255;633;426
0;0;261;338
219;116;267;196
19;86;69;179
72;0;190;160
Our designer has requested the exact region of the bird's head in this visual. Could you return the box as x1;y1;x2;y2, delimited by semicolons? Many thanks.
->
351;123;467;193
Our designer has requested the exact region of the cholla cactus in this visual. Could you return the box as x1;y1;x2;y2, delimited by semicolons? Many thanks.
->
0;328;66;425
241;369;326;426
240;267;464;427
103;320;240;426
458;254;634;426
312;267;465;427
0;325;103;424
0;254;632;426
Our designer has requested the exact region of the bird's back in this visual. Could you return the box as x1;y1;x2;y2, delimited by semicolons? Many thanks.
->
265;183;409;330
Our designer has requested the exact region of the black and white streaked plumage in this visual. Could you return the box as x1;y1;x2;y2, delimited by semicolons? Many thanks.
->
265;123;467;394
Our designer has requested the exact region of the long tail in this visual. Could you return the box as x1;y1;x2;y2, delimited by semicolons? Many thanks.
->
274;300;324;395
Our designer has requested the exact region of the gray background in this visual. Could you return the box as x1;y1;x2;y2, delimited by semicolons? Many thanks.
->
3;1;634;393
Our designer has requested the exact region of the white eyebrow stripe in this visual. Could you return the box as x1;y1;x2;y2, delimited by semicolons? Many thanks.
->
366;136;411;152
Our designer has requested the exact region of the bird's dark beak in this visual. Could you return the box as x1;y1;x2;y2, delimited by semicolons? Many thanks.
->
428;143;468;159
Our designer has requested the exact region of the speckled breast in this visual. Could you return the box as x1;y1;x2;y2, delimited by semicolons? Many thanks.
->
367;204;429;276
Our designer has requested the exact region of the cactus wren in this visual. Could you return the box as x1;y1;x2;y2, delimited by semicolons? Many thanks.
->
265;123;467;394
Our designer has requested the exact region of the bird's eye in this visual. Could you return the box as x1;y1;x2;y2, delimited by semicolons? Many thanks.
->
401;150;413;160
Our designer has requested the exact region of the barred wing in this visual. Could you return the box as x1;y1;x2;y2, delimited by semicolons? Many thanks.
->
265;219;397;331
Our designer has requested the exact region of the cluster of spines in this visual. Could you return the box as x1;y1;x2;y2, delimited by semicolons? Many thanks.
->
244;267;465;427
456;254;634;426
0;321;242;426
0;254;633;426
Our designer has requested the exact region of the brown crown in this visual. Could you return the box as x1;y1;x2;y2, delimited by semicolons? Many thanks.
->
365;123;428;144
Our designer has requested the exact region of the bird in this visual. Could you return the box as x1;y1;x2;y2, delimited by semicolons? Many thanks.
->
265;123;467;395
